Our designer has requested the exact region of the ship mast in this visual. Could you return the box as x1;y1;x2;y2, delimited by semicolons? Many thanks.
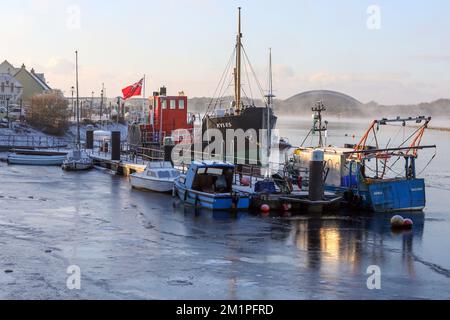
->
75;50;80;149
234;7;242;113
266;48;275;159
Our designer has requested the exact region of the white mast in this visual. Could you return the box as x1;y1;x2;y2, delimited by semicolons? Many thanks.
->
235;7;242;113
75;50;80;149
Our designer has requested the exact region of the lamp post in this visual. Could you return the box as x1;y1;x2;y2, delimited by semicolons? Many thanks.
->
100;83;104;123
6;97;10;128
116;97;121;124
71;86;75;122
91;91;94;121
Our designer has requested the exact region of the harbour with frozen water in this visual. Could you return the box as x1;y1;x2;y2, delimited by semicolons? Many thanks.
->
0;119;449;300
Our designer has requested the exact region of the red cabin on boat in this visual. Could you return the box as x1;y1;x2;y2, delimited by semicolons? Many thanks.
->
139;87;195;144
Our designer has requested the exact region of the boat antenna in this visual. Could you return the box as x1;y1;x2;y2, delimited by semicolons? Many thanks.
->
75;50;80;149
234;7;242;113
312;101;327;148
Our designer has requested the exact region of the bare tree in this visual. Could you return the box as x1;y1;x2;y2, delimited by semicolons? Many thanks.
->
27;92;70;135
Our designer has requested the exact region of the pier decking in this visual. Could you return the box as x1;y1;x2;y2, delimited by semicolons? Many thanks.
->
89;152;146;176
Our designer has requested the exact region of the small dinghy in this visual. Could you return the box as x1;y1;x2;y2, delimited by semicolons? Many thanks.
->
7;149;67;166
130;161;180;193
174;161;250;210
62;149;93;171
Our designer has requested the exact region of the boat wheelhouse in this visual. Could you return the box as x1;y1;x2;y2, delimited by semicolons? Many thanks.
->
174;161;250;210
128;87;196;147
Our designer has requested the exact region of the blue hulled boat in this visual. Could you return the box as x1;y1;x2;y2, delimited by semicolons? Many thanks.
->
293;116;436;213
174;161;250;210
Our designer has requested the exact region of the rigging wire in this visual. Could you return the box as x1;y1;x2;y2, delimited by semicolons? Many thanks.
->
300;129;313;148
242;45;268;104
417;149;437;176
384;125;426;169
242;52;255;106
205;47;236;116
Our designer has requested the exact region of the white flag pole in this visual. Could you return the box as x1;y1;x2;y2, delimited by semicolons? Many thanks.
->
142;74;146;124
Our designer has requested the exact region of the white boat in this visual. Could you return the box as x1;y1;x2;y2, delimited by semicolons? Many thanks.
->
62;150;93;171
130;161;180;193
7;150;67;166
61;51;93;172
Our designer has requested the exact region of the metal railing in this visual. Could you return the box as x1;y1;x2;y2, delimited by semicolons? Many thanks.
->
0;135;69;150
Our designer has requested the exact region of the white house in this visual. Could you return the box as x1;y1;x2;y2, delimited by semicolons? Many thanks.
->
0;60;19;75
0;73;23;109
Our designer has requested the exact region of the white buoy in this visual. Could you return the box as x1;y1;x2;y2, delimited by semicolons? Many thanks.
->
391;215;405;228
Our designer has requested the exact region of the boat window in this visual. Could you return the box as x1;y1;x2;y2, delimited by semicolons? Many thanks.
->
170;170;180;178
207;168;223;176
197;168;206;174
179;100;185;109
147;171;157;178
161;100;167;109
192;167;234;193
158;171;171;179
170;100;176;109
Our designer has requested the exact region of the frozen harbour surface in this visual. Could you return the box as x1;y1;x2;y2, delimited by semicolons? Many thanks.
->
0;119;450;300
1;165;449;300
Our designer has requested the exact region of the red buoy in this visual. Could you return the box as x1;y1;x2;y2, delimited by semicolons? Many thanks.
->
261;204;270;213
403;218;414;228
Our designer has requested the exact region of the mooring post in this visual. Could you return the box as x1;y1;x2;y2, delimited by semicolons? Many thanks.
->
111;131;121;161
86;130;94;149
164;144;174;165
309;149;325;213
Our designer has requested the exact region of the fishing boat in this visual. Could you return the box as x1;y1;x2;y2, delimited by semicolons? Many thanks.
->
202;8;277;165
62;50;94;172
8;149;67;166
293;116;436;212
130;161;179;193
174;161;250;210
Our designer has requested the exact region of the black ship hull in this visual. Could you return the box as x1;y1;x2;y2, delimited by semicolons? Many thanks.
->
202;107;277;165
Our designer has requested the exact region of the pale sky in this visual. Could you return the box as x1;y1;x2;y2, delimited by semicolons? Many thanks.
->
1;0;449;104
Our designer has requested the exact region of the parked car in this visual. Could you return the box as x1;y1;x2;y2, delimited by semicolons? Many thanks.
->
0;105;26;121
8;106;25;120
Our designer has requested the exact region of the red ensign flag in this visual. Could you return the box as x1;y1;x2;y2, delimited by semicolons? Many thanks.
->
122;78;144;100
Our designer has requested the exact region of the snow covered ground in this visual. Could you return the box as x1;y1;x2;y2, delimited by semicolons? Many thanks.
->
0;122;129;147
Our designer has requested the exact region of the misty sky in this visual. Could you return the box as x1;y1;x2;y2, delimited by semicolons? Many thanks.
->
2;0;449;104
